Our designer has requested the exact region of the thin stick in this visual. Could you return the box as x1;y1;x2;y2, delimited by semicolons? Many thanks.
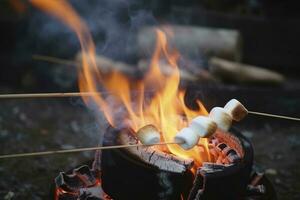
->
0;141;182;159
0;92;95;99
1;93;300;121
0;91;153;99
248;111;300;121
32;55;78;66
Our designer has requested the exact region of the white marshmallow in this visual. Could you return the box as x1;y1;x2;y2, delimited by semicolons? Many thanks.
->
189;116;217;138
209;107;232;132
224;99;248;121
174;127;200;150
136;125;161;145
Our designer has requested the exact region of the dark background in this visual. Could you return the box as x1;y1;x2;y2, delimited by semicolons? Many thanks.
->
1;0;300;91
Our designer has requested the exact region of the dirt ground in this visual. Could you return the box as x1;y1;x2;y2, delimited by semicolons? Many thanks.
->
0;92;299;199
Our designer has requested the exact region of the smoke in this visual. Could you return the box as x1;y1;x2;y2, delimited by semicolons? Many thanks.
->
25;0;157;63
22;0;158;143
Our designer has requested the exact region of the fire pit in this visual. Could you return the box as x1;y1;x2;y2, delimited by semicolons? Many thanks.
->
101;126;250;200
54;126;276;200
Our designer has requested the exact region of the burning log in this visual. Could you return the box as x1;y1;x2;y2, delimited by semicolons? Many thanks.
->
117;128;193;172
100;126;253;200
101;127;194;200
138;25;242;61
209;57;285;85
188;129;253;200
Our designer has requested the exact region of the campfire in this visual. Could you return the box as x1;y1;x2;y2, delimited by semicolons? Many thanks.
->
54;126;256;200
12;1;276;199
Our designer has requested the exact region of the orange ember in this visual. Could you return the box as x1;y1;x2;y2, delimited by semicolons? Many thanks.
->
30;0;210;168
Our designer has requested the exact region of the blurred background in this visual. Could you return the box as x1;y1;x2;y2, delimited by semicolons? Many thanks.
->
0;0;300;199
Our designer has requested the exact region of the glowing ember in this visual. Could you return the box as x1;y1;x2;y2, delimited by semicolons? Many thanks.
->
30;0;210;168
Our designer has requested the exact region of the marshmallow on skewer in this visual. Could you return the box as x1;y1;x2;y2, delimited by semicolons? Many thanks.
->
136;124;161;145
174;128;200;150
209;107;233;132
189;116;217;138
224;99;248;121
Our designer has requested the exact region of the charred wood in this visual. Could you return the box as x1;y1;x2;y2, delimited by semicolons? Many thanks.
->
188;128;253;200
101;127;194;200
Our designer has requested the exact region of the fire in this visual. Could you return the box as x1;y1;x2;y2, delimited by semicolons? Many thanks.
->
30;0;210;168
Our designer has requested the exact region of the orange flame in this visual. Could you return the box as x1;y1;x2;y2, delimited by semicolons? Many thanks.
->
30;0;210;168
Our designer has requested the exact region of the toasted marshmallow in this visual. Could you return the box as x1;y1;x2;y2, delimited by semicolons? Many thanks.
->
209;107;232;132
189;116;217;138
174;127;200;150
224;99;248;121
136;124;160;145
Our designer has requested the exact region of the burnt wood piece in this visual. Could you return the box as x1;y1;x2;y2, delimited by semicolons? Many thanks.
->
188;128;253;200
246;170;277;200
101;127;194;200
55;165;107;200
117;128;194;173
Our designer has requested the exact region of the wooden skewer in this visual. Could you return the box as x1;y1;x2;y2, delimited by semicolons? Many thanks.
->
0;93;299;121
0;92;95;99
32;54;78;66
1;91;300;123
0;141;182;159
248;111;300;121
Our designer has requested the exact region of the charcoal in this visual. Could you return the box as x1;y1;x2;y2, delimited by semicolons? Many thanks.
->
55;165;107;200
188;128;253;200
